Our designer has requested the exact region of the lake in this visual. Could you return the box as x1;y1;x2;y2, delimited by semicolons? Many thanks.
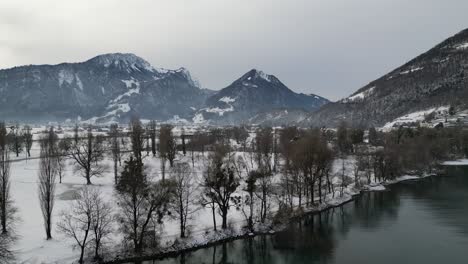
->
141;166;468;264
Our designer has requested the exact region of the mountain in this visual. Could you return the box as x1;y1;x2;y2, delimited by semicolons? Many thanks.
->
0;53;207;123
302;28;468;128
194;69;329;124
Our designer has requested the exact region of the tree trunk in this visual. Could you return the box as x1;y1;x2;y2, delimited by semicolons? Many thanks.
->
222;208;228;229
46;211;52;239
318;174;322;204
180;218;185;238
114;159;118;184
212;203;217;231
1;200;6;234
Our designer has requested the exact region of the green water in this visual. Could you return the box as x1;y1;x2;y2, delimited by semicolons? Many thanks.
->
145;166;468;264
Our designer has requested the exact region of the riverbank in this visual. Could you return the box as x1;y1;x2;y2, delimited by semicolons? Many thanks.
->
102;167;456;264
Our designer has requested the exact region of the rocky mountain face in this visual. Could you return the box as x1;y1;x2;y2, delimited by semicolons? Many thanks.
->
194;69;329;124
303;28;468;128
0;53;207;123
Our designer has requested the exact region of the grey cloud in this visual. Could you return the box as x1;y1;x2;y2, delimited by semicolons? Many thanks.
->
1;0;468;101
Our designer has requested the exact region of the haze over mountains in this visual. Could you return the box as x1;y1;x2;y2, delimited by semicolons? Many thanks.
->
0;53;328;125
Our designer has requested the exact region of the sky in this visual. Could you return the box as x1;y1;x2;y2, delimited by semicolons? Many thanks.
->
1;0;468;101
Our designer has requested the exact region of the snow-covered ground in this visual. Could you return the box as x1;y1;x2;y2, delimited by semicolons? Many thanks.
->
6;136;466;263
383;106;449;130
442;159;468;166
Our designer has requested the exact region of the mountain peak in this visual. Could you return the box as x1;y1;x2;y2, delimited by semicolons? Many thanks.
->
240;69;277;83
174;67;201;88
86;53;160;73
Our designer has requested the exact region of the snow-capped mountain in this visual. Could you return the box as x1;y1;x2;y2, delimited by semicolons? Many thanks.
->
0;53;208;123
303;28;468;127
194;69;329;124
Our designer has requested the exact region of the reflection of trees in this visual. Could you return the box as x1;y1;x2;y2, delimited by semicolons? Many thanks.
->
353;190;400;230
270;211;336;263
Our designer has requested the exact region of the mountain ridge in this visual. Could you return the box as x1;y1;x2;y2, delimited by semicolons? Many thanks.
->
302;28;468;128
0;54;328;124
193;69;329;124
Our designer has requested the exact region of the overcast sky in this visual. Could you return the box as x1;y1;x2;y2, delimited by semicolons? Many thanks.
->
1;0;467;100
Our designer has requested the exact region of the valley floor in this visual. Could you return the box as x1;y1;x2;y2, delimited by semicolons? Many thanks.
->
5;136;468;263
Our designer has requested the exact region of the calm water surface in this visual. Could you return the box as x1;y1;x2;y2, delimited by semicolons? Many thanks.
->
143;166;468;264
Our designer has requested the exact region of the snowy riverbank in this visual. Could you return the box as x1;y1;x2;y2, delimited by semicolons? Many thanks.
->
103;171;450;264
7;141;466;264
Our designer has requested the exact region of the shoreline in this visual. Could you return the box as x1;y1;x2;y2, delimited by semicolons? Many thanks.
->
101;164;464;264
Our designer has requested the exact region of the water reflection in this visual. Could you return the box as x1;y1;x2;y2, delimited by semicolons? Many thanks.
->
142;166;468;264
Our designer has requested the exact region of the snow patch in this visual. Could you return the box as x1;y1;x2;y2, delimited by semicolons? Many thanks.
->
204;105;234;116
75;74;83;91
454;42;468;50
243;82;258;88
109;87;140;105
192;113;206;124
365;184;386;191
219;96;236;103
58;69;74;86
166;115;189;124
121;79;140;89
257;70;272;82
344;86;375;102
400;66;424;75
192;113;205;123
442;159;468;166
383;106;449;129
107;103;130;115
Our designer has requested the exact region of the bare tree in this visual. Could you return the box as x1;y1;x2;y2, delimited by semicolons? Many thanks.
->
202;144;239;229
69;128;106;185
169;163;197;238
0;122;12;234
73;124;80;144
108;124;121;184
58;187;99;264
38;128;58;240
56;137;71;184
255;169;272;223
23;125;33;158
90;190;113;261
148;120;157;157
254;127;273;172
181;128;187;156
8;125;23;157
243;170;258;231
159;125;177;179
159;125;177;169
